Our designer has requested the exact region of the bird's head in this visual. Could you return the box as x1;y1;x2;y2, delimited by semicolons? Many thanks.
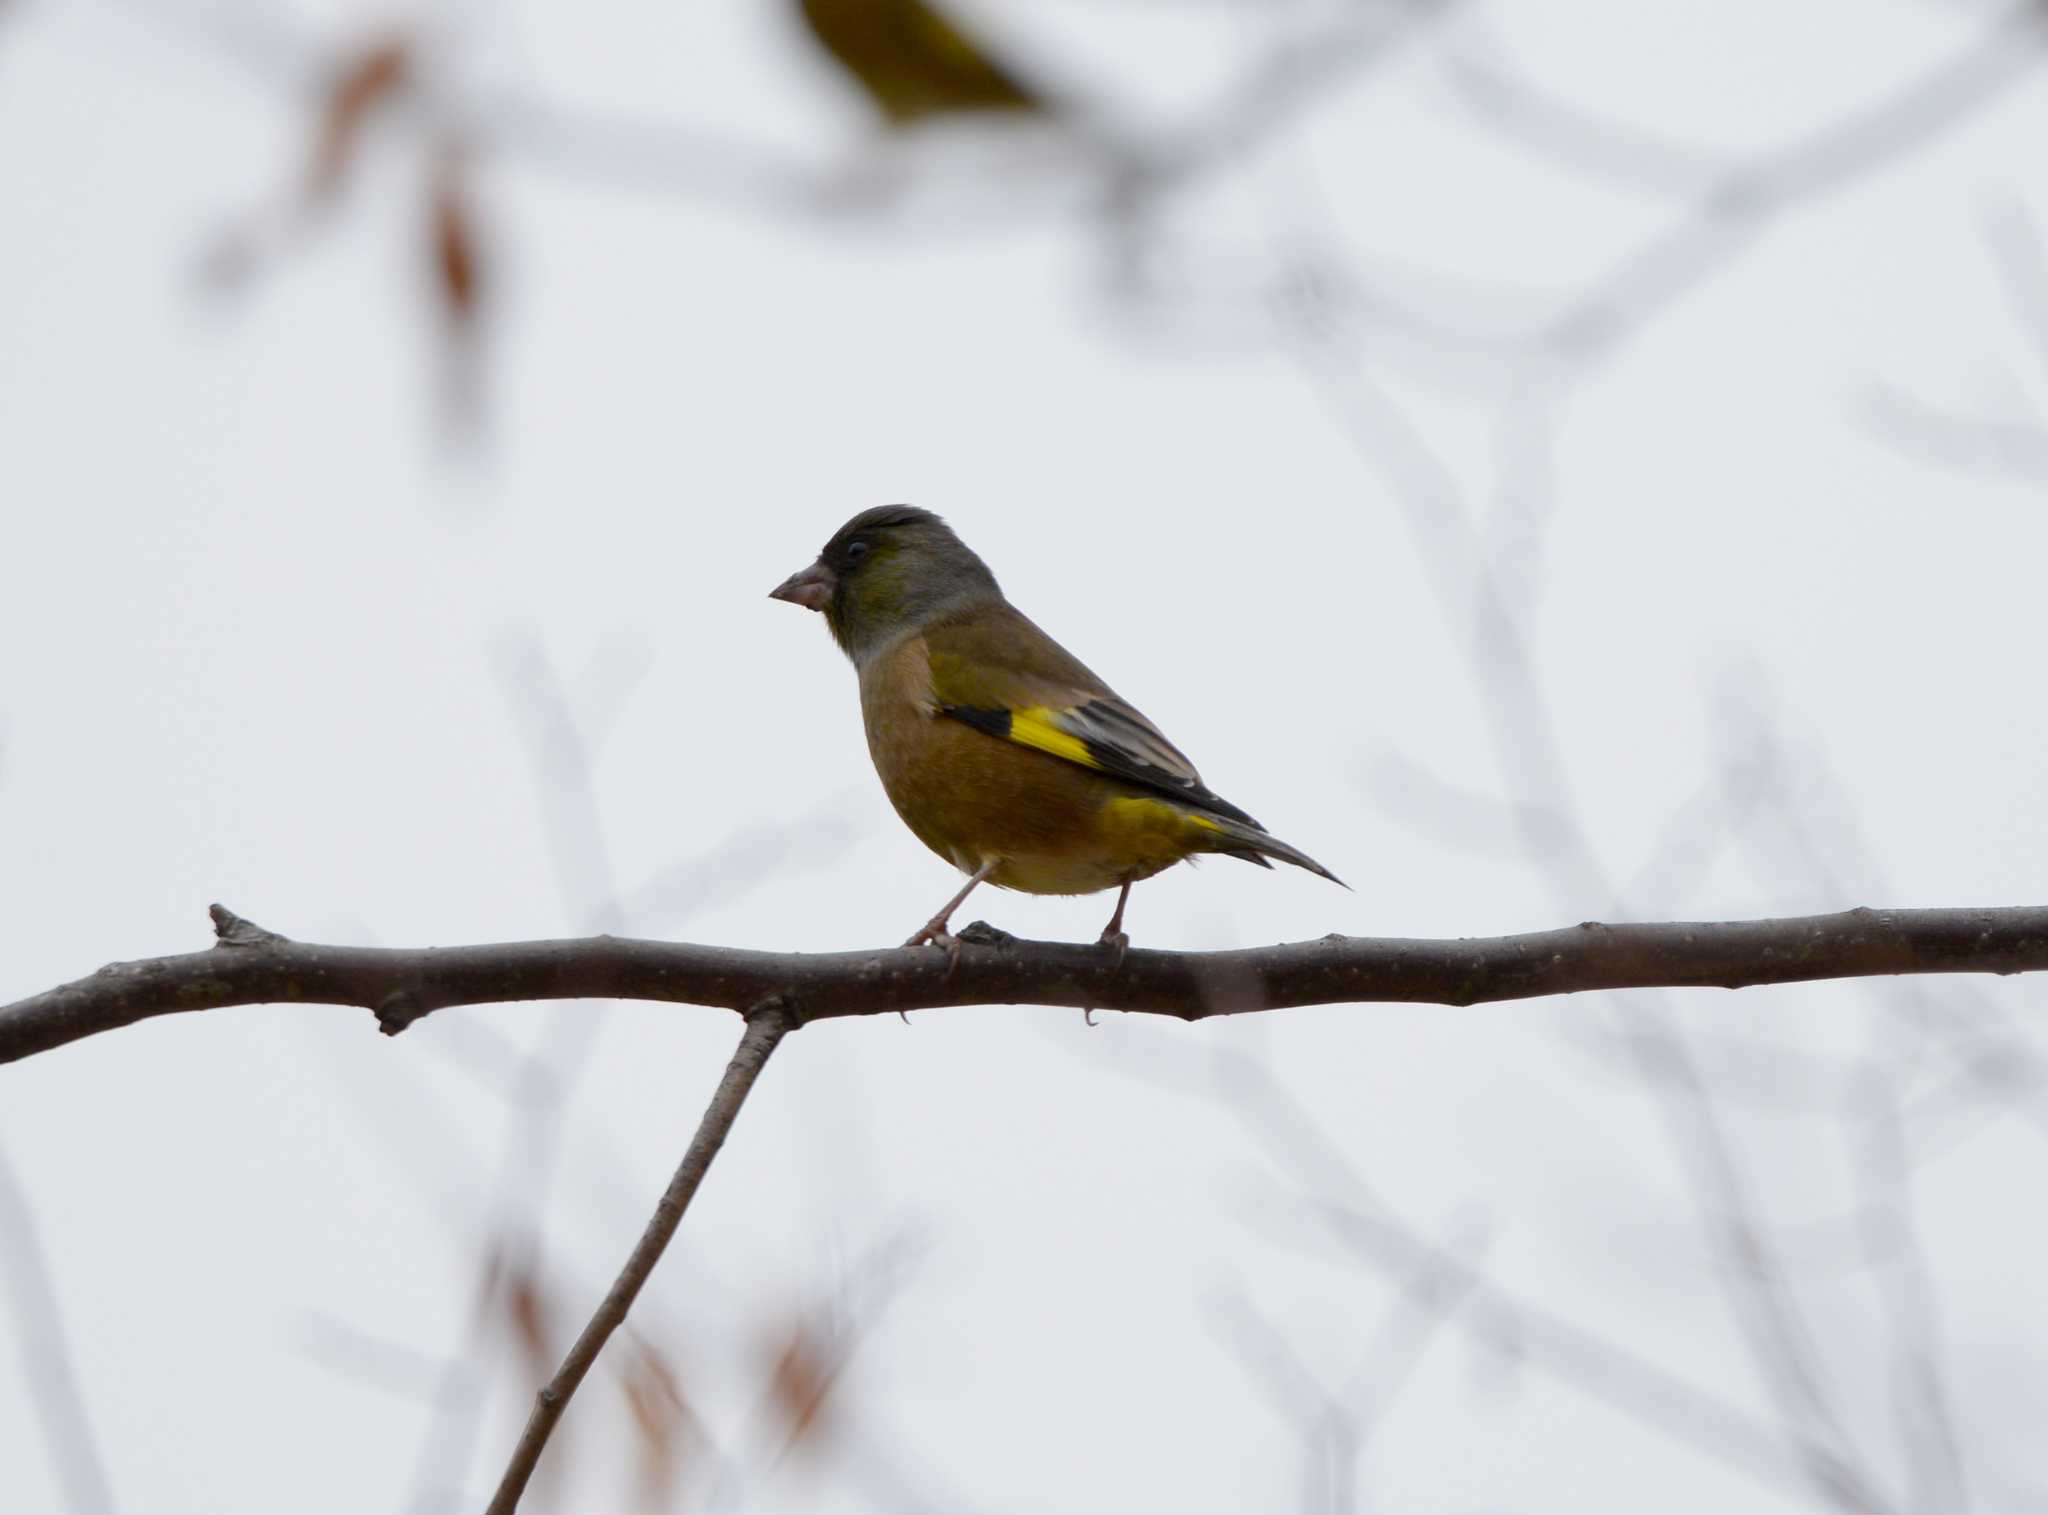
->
770;504;1000;664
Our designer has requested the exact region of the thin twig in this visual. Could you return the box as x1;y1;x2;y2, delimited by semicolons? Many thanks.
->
482;1002;795;1515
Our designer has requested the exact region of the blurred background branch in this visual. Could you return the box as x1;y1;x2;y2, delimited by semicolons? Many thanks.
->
0;1137;119;1515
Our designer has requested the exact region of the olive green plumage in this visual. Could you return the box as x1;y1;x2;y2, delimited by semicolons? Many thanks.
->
795;0;1044;127
769;505;1342;946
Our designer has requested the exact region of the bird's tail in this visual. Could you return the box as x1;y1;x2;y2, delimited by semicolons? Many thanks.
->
1204;816;1347;888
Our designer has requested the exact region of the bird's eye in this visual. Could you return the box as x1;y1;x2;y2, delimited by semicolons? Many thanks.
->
845;539;871;563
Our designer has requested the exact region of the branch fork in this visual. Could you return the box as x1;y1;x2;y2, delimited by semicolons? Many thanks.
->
11;900;2048;1510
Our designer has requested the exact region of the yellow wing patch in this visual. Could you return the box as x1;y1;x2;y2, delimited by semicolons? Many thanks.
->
1007;706;1097;769
934;697;1265;831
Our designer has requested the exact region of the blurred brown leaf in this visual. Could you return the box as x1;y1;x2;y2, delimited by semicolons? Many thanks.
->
498;1259;557;1389
429;146;483;326
619;1335;700;1510
427;142;489;437
308;33;410;205
796;0;1045;126
769;1323;838;1452
194;32;411;295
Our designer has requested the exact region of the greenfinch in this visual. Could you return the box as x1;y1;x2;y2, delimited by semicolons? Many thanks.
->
770;506;1342;949
794;0;1044;128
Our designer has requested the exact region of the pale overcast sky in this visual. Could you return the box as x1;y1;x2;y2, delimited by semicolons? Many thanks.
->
4;2;2047;1512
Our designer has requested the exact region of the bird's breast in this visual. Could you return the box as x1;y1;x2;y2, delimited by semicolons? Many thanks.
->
855;637;1205;896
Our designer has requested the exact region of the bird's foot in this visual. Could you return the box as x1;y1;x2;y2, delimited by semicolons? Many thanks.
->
904;920;967;984
903;920;958;951
1097;927;1129;972
1082;927;1128;1026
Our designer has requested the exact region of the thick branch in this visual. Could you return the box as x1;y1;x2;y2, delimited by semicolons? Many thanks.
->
482;1004;792;1515
5;904;2048;1065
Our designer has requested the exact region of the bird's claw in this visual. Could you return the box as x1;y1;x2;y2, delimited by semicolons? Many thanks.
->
1098;928;1129;972
1081;927;1129;1025
899;924;955;1020
904;922;967;982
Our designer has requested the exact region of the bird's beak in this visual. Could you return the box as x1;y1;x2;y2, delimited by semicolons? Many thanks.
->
768;559;835;612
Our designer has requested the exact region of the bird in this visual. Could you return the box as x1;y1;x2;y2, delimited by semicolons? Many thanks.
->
769;505;1343;952
794;0;1046;128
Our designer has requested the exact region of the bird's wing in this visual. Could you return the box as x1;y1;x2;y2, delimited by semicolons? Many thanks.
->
923;604;1264;830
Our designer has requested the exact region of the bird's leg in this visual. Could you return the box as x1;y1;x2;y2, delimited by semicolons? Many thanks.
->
1081;879;1135;1027
905;860;998;952
1097;878;1133;967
